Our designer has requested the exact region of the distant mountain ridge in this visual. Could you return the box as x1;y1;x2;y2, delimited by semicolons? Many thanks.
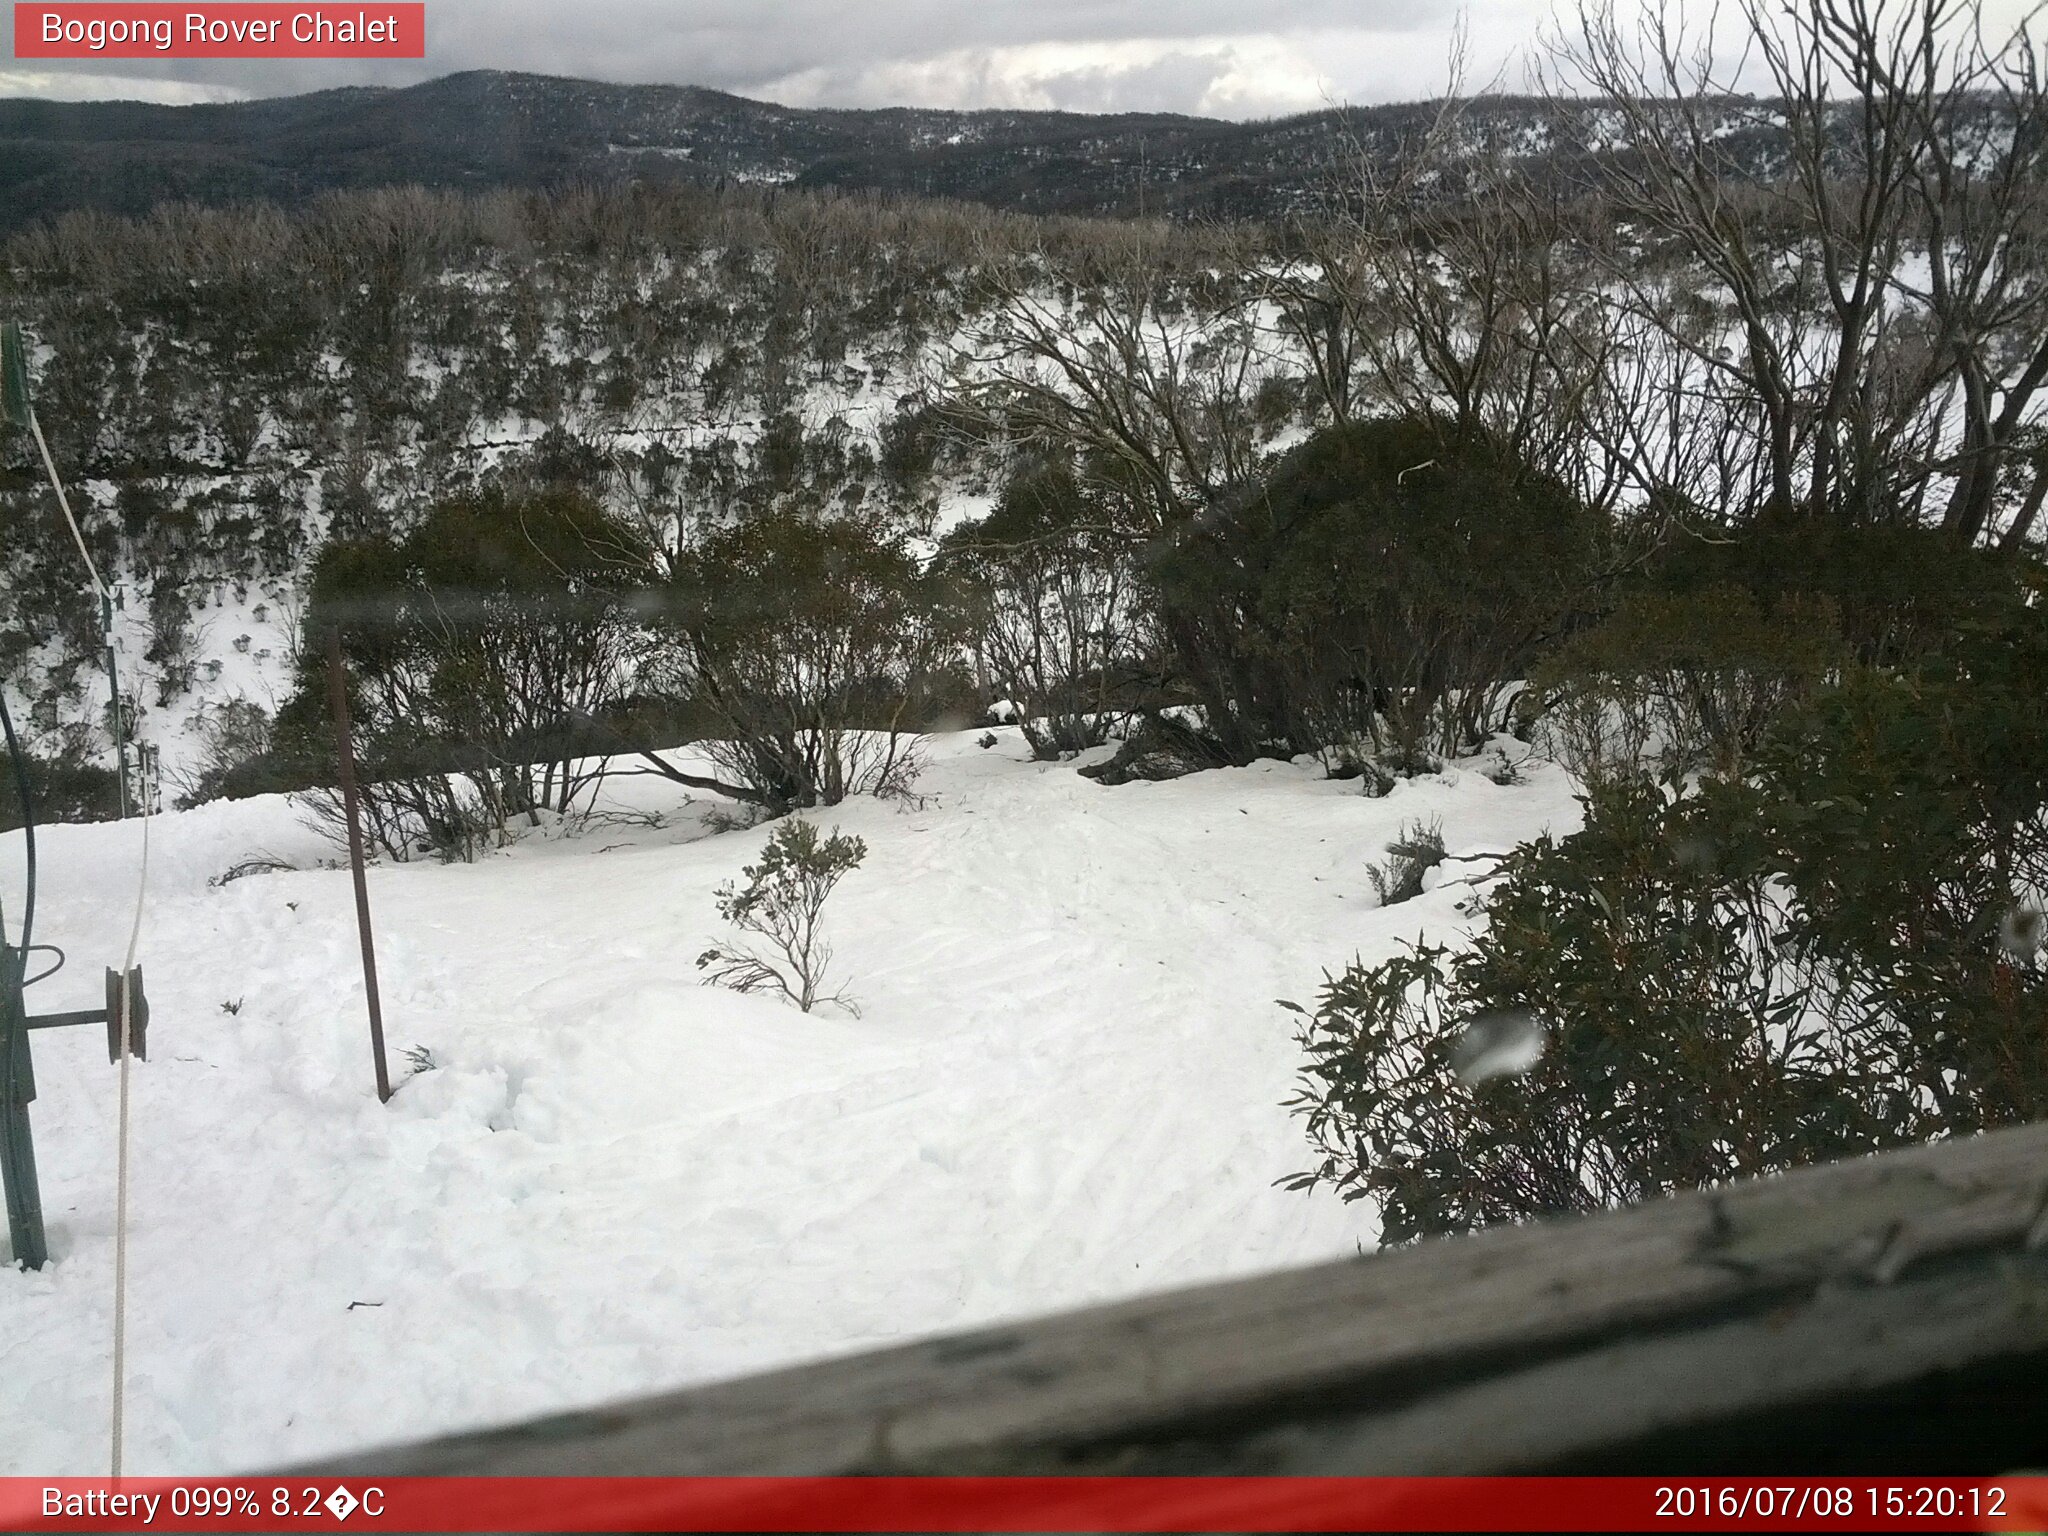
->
4;67;1934;237
0;69;1496;231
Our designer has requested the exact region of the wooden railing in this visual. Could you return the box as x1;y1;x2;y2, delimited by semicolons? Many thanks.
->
310;1120;2048;1477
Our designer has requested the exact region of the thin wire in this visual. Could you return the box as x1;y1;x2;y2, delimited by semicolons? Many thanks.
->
22;944;63;987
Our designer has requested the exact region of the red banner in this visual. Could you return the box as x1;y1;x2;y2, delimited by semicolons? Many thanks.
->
2;1476;2045;1532
12;5;423;58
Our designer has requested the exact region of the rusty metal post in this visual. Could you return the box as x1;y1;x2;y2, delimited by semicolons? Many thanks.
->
326;626;392;1104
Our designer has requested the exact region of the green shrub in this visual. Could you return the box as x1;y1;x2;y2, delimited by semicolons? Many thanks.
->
1288;603;2048;1242
1531;586;1846;783
1152;415;1609;768
1648;519;2028;669
659;507;962;810
698;818;867;1015
279;483;647;859
1368;818;1446;906
0;743;120;831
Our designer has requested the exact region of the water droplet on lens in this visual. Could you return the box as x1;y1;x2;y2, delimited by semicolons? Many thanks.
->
1671;834;1716;872
1451;1009;1547;1084
1999;904;2043;960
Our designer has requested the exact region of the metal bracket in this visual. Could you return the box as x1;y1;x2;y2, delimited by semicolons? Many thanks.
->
2;955;150;1269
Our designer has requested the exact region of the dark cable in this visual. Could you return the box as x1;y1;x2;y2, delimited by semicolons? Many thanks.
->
22;944;63;989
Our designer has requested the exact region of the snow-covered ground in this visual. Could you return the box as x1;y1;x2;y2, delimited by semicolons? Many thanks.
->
0;729;1578;1474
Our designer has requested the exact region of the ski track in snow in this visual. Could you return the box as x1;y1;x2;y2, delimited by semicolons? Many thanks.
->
0;729;1579;1473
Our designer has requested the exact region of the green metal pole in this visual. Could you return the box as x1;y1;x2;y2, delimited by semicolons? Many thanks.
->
1;323;54;1267
1;941;47;1270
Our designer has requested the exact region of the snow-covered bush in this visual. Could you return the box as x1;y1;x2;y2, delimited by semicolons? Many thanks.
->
697;818;867;1015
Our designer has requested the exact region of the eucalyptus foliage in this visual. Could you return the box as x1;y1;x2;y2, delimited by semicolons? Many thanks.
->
1289;599;2048;1242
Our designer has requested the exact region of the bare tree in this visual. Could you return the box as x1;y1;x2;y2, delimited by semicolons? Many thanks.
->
1256;32;1623;508
944;230;1300;760
950;231;1279;533
938;464;1152;756
1547;0;2048;538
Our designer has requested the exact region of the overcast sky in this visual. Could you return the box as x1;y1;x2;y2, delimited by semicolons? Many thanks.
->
0;0;1591;113
2;0;2041;116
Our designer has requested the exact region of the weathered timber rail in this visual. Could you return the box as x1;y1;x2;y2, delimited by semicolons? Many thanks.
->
310;1121;2048;1477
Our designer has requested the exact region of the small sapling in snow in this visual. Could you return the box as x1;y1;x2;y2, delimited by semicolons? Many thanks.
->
698;818;866;1015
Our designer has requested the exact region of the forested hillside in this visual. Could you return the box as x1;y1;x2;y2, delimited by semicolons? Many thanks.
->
5;28;2048;813
0;184;1196;796
0;69;1350;230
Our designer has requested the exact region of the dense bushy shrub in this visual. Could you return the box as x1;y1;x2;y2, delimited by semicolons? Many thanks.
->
278;484;646;860
1531;587;1846;783
657;506;962;812
876;402;949;493
1151;415;1608;770
1288;602;2048;1242
1647;518;2028;669
0;738;120;831
1521;522;2035;791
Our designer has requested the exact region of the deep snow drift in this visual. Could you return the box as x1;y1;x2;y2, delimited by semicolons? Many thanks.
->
0;729;1579;1473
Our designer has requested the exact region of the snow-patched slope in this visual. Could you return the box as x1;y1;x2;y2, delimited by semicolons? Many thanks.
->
0;731;1579;1474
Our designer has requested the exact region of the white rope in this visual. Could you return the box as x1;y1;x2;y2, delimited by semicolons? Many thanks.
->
24;401;149;1476
26;409;108;599
110;764;149;1478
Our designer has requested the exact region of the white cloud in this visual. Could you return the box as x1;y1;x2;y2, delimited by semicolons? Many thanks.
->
0;70;248;104
747;6;1555;121
757;35;1345;119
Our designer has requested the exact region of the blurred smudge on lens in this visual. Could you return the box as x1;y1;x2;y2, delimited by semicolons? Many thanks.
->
1671;834;1716;872
1451;1009;1547;1084
2000;904;2043;960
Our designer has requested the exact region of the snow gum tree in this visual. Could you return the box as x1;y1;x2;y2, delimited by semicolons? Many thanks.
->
936;460;1150;758
654;506;964;812
281;483;647;860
